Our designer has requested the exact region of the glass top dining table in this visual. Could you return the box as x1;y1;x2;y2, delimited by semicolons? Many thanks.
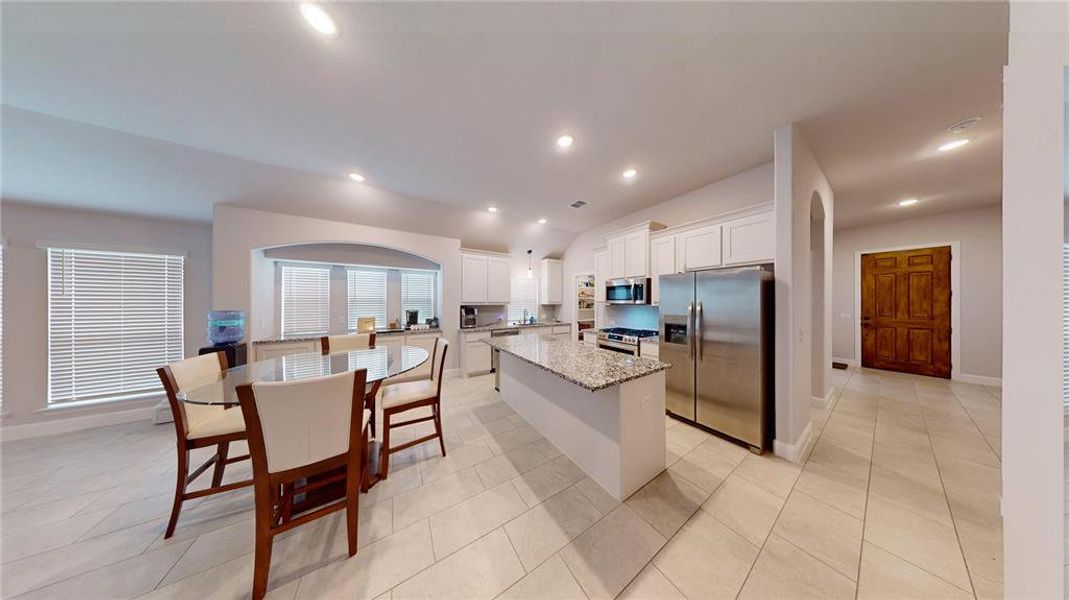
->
176;345;431;406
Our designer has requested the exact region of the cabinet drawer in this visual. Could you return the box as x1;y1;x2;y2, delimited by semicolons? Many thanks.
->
462;330;491;341
551;326;571;335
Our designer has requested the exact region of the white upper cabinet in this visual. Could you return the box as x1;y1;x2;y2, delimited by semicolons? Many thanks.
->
650;235;677;304
461;252;511;304
722;212;775;265
624;230;649;278
593;250;609;302
679;223;723;271
539;258;563;304
608;237;626;279
487;256;511;304
461;253;489;303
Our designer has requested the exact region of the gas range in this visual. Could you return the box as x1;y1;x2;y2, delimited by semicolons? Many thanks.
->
596;327;659;346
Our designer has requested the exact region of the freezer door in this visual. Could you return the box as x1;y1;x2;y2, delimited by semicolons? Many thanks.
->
658;273;696;420
695;268;769;448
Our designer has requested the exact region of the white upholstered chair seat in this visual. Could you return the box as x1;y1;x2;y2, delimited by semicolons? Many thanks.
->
380;379;437;409
187;407;247;439
324;332;374;353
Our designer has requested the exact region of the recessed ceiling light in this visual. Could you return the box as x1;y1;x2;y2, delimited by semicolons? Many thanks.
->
556;135;574;149
537;218;547;224
347;172;365;182
622;168;638;180
300;3;338;38
898;198;919;207
487;206;498;213
938;139;970;152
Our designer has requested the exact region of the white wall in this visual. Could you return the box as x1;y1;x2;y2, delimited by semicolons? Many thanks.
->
559;162;774;324
773;123;834;461
213;205;463;367
831;206;1002;380
0;202;212;428
1001;2;1066;596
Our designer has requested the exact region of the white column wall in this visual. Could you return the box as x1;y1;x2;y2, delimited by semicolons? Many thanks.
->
1001;1;1067;596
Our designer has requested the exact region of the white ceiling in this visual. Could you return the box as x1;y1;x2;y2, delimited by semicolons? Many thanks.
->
1;1;1007;251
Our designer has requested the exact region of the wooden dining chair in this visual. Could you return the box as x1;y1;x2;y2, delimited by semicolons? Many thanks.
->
378;339;448;479
157;352;253;539
320;331;381;437
319;332;376;355
237;369;371;600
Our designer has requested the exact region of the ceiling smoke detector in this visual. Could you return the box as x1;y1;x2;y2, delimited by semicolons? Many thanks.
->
569;199;589;209
946;117;982;134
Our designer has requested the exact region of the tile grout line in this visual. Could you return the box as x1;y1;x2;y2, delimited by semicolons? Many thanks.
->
851;367;875;600
919;385;982;599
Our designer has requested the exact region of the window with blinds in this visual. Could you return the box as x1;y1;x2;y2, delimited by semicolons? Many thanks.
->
281;265;331;336
508;277;539;323
401;271;436;324
47;247;184;406
1064;244;1068;408
347;269;387;330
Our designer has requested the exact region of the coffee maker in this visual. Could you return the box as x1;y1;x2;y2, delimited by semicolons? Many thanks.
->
461;306;478;329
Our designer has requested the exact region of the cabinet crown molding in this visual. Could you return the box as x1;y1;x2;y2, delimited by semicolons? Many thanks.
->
649;202;773;239
459;248;511;258
603;220;666;240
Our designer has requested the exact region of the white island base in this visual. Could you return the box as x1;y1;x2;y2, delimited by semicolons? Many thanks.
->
497;352;666;500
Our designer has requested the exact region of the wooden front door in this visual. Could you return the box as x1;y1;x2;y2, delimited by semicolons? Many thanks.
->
860;246;951;378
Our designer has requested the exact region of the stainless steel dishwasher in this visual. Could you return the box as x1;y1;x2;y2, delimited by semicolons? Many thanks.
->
491;328;521;391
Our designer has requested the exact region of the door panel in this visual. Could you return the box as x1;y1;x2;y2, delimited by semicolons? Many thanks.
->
860;246;951;378
659;274;695;420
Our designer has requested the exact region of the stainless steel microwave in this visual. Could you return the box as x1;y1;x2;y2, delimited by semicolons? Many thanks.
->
605;278;651;304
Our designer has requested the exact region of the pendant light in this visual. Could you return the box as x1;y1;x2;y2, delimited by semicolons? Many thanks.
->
526;249;534;279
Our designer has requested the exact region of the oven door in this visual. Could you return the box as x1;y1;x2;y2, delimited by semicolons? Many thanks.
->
598;339;640;356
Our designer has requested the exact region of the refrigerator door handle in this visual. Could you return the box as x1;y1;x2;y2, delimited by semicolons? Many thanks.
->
687;301;695;359
696;301;704;362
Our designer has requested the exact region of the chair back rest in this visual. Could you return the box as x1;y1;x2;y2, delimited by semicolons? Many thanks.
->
321;332;376;355
239;369;366;474
431;338;448;395
159;352;226;436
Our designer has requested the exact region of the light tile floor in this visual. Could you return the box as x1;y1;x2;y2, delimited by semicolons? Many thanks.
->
0;367;1003;599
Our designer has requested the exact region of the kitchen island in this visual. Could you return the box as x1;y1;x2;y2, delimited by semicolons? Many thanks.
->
485;333;670;500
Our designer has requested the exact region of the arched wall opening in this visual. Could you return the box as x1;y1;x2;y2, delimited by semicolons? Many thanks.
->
810;192;827;400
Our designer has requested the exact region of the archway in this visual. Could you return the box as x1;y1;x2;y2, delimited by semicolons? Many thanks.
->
810;192;827;400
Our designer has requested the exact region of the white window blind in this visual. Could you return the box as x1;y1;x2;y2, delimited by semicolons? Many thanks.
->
401;271;436;324
281;265;331;336
1063;244;1068;408
47;247;184;406
347;269;387;330
508;277;539;323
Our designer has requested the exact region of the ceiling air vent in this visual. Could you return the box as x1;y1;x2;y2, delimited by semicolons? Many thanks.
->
947;117;982;134
569;199;589;209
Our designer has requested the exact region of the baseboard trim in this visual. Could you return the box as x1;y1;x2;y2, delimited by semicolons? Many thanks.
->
773;421;814;464
955;373;1002;387
0;405;157;442
831;356;858;367
811;390;833;410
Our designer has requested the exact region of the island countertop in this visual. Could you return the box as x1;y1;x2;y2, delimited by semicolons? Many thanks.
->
484;333;670;392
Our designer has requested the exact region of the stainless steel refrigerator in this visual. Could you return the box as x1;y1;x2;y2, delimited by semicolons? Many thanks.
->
659;266;773;452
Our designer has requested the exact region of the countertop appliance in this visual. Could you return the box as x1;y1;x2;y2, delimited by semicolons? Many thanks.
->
660;266;773;453
490;327;521;389
461;306;478;329
596;327;658;356
605;277;651;305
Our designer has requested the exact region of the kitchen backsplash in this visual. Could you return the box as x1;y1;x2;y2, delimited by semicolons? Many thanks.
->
605;304;660;331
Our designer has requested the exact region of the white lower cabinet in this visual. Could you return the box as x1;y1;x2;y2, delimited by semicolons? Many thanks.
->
583;331;598;347
462;331;492;375
640;339;659;359
551;325;571;335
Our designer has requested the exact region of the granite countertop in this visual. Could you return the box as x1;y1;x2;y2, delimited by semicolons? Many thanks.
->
253;328;441;344
484;333;670;392
459;321;570;334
